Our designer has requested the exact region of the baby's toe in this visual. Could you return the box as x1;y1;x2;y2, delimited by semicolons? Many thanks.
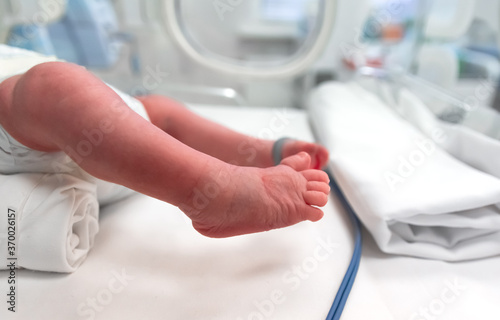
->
315;146;330;169
304;190;329;207
303;205;324;222
302;169;330;184
280;152;311;171
307;181;330;194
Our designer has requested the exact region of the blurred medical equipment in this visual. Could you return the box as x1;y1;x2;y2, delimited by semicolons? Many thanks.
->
355;0;500;137
358;66;500;140
163;0;334;79
0;0;65;52
2;0;141;73
0;0;66;39
46;0;123;69
416;0;500;92
104;0;337;107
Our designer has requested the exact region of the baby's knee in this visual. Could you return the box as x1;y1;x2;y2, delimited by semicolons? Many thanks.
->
20;61;88;94
0;62;79;119
12;61;104;115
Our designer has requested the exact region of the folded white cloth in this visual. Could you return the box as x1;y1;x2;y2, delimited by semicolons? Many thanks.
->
395;88;500;179
0;173;99;272
308;82;500;261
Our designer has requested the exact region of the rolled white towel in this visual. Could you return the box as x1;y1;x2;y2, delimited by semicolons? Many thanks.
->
308;82;500;261
0;173;99;272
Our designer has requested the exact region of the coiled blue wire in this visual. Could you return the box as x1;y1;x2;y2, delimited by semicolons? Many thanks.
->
325;170;362;320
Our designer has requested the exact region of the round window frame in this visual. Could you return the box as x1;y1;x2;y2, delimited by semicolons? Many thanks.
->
161;0;337;79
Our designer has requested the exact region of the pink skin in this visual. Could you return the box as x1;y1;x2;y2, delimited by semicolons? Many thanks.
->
281;140;329;170
137;94;330;169
0;62;330;238
182;152;329;238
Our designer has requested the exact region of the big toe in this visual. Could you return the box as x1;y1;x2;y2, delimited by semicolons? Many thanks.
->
280;152;311;171
316;146;330;169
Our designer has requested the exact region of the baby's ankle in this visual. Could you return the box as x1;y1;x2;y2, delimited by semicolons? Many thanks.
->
179;162;236;218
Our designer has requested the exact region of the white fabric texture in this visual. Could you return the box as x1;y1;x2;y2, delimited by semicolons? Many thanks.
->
0;44;59;81
0;106;351;320
394;88;500;179
308;81;500;261
0;173;99;272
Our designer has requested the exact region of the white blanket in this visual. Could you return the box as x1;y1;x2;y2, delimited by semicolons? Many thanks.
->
0;173;99;272
395;88;500;179
308;82;500;261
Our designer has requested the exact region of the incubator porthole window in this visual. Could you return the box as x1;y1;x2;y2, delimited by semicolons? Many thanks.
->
161;0;336;79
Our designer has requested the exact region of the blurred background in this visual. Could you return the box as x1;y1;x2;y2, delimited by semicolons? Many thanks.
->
1;0;500;120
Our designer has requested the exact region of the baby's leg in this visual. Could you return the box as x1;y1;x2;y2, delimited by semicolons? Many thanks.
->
138;95;329;169
0;62;208;207
0;62;330;237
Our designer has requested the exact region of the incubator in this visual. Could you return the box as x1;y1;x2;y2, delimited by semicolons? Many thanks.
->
1;0;500;319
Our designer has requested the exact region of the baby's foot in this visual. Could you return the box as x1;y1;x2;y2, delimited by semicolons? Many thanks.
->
180;152;330;238
280;140;329;169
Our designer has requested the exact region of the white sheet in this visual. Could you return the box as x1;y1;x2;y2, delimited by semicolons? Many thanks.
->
0;44;59;81
0;106;354;319
342;229;500;320
396;88;500;179
0;105;499;319
0;173;99;272
308;82;500;261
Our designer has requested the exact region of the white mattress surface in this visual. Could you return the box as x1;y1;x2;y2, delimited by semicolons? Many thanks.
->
1;105;499;319
0;106;354;320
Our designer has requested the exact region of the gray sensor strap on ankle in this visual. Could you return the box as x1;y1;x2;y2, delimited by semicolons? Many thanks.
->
272;137;292;166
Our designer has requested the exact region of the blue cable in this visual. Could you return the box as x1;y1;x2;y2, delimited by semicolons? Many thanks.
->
269;138;361;319
325;170;362;320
